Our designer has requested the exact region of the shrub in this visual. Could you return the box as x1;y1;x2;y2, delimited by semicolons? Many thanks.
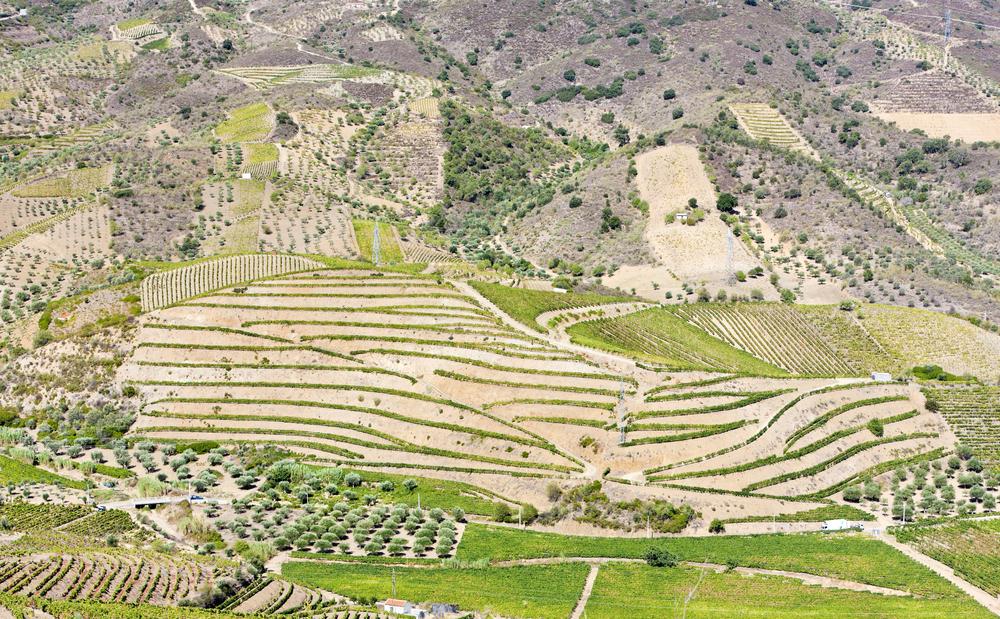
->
867;418;884;437
644;546;678;567
709;519;725;533
662;88;676;100
843;486;863;502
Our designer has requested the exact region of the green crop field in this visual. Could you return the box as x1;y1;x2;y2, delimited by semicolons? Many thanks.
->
584;563;992;619
456;525;960;597
216;102;272;143
116;17;151;30
0;456;87;489
141;37;169;51
894;519;1000;596
469;281;633;332
244;142;278;165
283;561;588;618
567;307;786;375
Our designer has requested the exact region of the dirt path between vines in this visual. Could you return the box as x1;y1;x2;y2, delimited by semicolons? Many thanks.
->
570;564;600;619
880;536;1000;616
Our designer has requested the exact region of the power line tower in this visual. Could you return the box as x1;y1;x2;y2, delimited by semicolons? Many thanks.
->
943;7;953;63
372;221;382;267
725;229;735;283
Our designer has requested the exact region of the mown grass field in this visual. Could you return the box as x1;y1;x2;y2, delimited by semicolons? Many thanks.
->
456;525;960;597
469;281;633;332
283;561;588;619
567;307;786;375
584;563;993;619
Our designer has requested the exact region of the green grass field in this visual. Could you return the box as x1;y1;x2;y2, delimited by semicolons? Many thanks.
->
0;90;17;110
216;102;272;143
469;281;633;332
340;468;508;514
456;525;960;597
584;563;993;619
141;36;169;51
567;307;786;375
283;562;588;619
353;220;404;264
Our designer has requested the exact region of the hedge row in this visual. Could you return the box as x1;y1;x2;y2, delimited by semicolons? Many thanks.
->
635;389;793;420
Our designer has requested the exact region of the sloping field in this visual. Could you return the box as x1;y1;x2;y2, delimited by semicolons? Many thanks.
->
10;166;110;199
859;305;1000;380
215;102;274;143
876;112;1000;143
923;386;1000;465
469;280;633;332
672;303;858;376
140;254;323;311
895;519;1000;597
567;307;786;375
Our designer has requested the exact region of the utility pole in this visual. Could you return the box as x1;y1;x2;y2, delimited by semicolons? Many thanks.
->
372;220;382;267
391;567;396;598
617;378;627;446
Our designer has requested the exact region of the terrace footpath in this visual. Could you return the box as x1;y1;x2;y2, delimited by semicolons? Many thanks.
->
880;536;1000;616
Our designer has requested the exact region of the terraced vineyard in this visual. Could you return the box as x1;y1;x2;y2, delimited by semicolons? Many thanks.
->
124;267;594;480
215;64;384;90
729;103;818;159
924;386;1000;464
139;254;323;310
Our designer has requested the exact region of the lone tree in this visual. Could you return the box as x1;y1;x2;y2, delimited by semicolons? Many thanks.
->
717;192;738;213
